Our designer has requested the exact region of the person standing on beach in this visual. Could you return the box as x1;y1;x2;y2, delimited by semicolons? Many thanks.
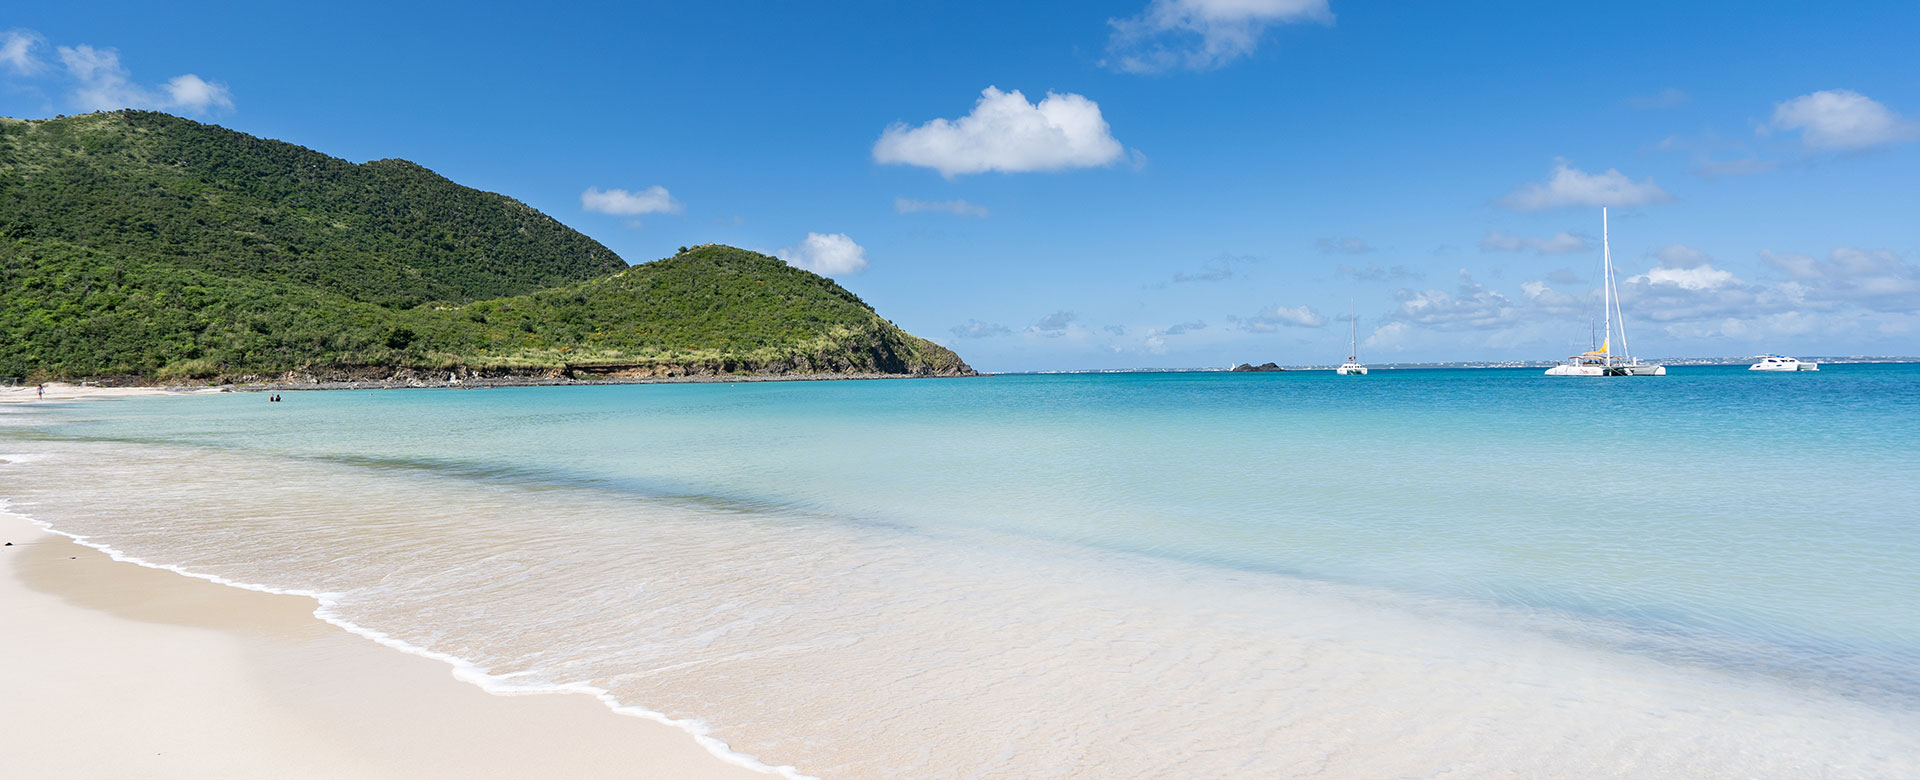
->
35;384;43;399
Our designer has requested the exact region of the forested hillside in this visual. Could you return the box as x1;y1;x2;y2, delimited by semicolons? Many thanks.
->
0;112;971;382
0;111;626;308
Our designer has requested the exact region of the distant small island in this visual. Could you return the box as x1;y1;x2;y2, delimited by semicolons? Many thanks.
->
1230;362;1286;372
0;111;972;385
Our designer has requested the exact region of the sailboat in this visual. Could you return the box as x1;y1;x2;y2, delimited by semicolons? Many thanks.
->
1336;300;1368;375
1544;208;1666;377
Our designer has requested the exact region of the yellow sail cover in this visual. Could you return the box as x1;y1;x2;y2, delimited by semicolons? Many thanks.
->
1581;338;1609;357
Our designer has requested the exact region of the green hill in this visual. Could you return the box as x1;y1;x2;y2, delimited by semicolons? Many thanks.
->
1;111;626;308
0;112;971;382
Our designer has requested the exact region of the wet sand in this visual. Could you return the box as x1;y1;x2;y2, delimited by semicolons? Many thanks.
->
0;511;779;779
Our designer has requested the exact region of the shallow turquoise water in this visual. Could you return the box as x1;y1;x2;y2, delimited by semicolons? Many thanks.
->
6;365;1919;776
26;365;1920;693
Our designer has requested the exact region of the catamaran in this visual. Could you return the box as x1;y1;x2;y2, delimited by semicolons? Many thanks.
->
1337;300;1368;375
1545;208;1666;377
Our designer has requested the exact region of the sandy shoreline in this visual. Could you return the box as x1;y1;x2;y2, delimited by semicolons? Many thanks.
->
0;510;783;779
1;371;981;403
0;382;226;403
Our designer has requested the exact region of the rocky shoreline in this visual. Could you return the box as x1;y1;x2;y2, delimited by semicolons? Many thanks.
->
229;371;983;392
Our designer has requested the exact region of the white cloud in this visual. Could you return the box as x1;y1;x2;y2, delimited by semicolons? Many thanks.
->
10;36;237;114
1479;229;1590;255
1316;244;1919;352
1390;270;1516;330
778;232;869;276
1030;310;1079;336
1771;89;1917;150
162;74;233;112
1761;247;1918;311
1629;265;1738;291
873;86;1125;177
1267;305;1326;327
58;44;145;111
1104;0;1333;74
1315;236;1373;255
895;197;989;217
1498;159;1672;211
950;319;1012;339
580;186;682;216
1;29;46;75
1242;304;1325;331
1362;321;1407;350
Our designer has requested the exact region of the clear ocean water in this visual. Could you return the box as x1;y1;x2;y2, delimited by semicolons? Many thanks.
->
4;365;1918;777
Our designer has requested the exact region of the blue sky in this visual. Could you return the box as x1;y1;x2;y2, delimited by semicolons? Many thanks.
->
5;1;1917;370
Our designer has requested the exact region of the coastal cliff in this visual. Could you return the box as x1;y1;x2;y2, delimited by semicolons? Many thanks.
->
0;112;971;382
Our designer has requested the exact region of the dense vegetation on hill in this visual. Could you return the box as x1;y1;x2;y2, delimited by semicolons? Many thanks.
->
0;112;971;382
0;111;626;308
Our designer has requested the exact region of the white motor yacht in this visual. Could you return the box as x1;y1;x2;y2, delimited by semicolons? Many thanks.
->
1750;355;1819;372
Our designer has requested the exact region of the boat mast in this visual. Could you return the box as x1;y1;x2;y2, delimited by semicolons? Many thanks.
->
1601;207;1614;368
1608;210;1635;363
1348;299;1358;362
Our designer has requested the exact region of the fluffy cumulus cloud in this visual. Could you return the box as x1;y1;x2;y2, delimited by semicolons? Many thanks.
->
1347;241;1920;352
1242;304;1326;331
873;87;1125;178
778;233;870;276
162;74;234;112
1029;310;1079;337
950;319;1012;339
2;29;47;75
1390;271;1515;330
1630;265;1738;292
1585;245;1918;342
1480;229;1589;255
1770;89;1917;150
1363;321;1408;350
580;186;682;216
1498;159;1672;211
1761;247;1919;311
1104;0;1333;74
1315;236;1372;255
895;197;989;217
14;37;236;114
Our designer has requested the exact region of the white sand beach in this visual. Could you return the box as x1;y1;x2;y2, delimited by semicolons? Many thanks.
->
0;382;226;404
0;510;777;780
